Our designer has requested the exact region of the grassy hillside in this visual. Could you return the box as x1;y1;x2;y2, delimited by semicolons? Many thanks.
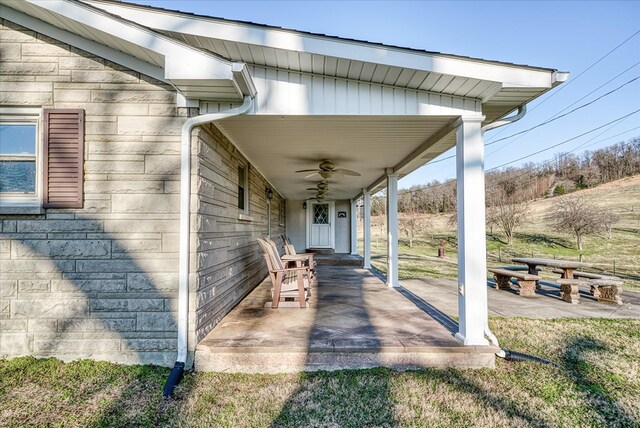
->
361;174;640;290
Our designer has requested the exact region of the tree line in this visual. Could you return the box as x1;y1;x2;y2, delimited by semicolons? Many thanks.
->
369;137;639;250
371;137;640;217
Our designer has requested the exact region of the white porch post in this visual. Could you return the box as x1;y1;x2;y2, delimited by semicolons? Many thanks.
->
386;169;399;287
350;199;358;255
455;115;489;346
363;189;372;269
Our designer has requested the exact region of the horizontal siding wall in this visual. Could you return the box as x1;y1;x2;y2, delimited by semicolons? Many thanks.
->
201;66;482;116
285;200;306;252
0;19;187;366
193;123;284;342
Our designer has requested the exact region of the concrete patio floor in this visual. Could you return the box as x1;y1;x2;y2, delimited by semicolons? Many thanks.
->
195;265;497;373
196;265;639;373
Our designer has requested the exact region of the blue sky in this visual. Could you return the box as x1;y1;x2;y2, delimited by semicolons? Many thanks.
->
131;0;640;188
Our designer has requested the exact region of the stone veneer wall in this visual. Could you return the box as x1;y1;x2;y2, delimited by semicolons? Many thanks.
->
192;124;285;341
0;19;188;366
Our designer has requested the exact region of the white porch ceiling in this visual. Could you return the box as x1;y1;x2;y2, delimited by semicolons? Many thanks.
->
216;115;457;200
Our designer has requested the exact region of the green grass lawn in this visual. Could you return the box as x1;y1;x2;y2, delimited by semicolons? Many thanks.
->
2;318;639;427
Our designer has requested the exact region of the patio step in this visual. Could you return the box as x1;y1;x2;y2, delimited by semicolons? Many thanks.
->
306;248;335;255
194;343;497;373
314;254;363;266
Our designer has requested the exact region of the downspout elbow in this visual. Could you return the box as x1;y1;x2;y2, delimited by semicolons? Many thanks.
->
482;105;527;133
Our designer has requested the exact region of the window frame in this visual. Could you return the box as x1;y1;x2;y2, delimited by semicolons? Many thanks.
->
237;162;249;215
0;107;43;212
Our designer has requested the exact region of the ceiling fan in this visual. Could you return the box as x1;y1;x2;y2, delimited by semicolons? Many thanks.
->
295;159;361;179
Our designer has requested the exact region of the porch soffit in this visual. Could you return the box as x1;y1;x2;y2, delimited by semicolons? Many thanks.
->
216;115;457;201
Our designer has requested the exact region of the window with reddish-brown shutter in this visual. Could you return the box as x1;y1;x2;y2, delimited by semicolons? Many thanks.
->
42;109;84;209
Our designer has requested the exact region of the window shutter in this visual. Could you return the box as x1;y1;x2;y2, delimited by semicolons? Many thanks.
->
42;109;84;209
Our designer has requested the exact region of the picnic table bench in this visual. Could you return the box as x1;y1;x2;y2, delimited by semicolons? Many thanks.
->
488;268;542;297
512;257;593;303
552;269;624;304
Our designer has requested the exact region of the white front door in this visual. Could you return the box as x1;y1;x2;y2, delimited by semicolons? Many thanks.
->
308;201;334;248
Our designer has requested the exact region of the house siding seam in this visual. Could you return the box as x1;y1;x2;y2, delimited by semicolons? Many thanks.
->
0;19;187;366
192;123;285;342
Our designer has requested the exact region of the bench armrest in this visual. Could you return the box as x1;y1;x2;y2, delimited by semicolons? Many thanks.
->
271;266;310;273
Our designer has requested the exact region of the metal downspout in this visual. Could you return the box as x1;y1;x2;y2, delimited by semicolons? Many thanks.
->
164;95;254;398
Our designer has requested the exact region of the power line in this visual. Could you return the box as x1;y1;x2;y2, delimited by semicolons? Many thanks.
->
485;30;640;141
485;109;640;171
486;124;639;179
397;123;640;196
513;30;640;114
425;104;640;166
485;76;639;146
547;61;640;119
485;63;640;155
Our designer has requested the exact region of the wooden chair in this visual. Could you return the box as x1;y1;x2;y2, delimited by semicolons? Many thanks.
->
279;236;317;277
257;238;310;308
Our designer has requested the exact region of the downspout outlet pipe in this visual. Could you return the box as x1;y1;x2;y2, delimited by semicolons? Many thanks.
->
164;95;254;399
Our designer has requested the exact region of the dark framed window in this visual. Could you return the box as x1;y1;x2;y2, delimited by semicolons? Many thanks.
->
238;163;248;212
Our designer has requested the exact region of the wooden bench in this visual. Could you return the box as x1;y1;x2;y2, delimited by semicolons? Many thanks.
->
488;268;542;297
553;270;623;304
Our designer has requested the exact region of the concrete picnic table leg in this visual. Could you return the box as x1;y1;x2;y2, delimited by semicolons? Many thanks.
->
560;268;580;304
528;264;541;289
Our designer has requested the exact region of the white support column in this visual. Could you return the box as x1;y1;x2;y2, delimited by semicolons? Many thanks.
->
363;189;372;269
455;115;489;346
350;199;358;255
386;169;399;287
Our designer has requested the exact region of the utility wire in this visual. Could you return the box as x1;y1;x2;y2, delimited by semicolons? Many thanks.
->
514;30;640;114
485;30;640;141
485;109;640;171
486;120;639;178
485;63;640;155
545;61;640;120
485;77;639;146
425;96;640;167
396;122;640;197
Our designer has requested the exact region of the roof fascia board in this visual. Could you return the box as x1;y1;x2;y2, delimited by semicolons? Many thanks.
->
87;1;560;89
25;0;235;82
0;4;166;82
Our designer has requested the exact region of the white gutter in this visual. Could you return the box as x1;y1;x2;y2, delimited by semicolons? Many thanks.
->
479;104;526;358
177;95;254;365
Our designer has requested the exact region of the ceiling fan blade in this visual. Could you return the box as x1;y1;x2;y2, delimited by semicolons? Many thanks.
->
334;168;361;176
304;172;320;179
295;169;320;173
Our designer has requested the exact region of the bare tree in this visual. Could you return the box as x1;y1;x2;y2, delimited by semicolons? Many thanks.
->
601;209;621;240
546;196;606;250
398;195;432;248
399;211;432;248
487;190;528;245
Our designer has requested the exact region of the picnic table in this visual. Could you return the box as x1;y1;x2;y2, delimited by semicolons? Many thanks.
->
511;257;592;279
512;257;593;303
